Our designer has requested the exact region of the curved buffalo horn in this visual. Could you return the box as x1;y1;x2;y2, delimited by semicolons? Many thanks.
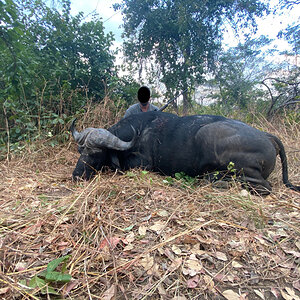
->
84;127;136;151
70;119;136;151
70;118;81;141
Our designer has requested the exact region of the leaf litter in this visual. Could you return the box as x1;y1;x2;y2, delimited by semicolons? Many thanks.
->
0;117;299;299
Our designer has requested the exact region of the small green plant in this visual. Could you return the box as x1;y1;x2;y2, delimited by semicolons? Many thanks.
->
227;161;236;173
140;170;153;184
163;176;174;185
227;161;237;179
174;172;198;188
213;170;220;180
19;255;72;296
126;171;136;178
141;170;149;176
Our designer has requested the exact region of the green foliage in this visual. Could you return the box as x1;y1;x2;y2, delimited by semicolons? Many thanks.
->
210;36;273;109
19;255;71;296
262;69;299;118
277;0;299;55
0;0;116;150
174;172;198;188
115;0;269;112
109;74;141;106
163;176;174;186
227;161;237;180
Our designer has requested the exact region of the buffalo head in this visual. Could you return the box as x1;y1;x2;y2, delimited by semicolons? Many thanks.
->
70;119;136;179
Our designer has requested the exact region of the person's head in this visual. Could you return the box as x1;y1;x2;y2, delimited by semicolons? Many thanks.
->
138;86;151;105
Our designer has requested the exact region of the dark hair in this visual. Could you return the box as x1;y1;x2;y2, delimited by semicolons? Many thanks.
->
138;86;151;103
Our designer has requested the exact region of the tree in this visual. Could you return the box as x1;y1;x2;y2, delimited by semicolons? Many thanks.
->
17;0;116;101
0;0;116;146
261;74;299;118
212;36;274;109
261;0;300;117
115;0;269;113
277;0;299;56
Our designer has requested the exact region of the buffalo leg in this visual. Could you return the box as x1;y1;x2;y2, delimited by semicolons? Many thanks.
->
241;173;272;195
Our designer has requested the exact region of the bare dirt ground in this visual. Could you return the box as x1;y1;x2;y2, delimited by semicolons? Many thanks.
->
0;116;299;299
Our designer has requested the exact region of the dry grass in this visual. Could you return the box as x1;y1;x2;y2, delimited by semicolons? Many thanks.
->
0;105;299;299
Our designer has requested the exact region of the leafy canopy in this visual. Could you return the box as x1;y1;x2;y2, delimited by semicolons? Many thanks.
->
115;0;269;112
212;36;274;108
0;0;118;147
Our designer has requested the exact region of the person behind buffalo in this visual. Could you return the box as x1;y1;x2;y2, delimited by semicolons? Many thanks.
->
123;86;159;118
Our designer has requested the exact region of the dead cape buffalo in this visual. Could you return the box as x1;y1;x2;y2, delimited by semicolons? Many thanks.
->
71;111;300;195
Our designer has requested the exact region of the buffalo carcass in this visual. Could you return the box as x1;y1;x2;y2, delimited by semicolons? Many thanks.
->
71;111;300;195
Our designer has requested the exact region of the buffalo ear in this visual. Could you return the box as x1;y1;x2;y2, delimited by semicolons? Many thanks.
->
110;152;121;169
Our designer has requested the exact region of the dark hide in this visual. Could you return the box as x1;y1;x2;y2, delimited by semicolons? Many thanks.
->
72;111;300;194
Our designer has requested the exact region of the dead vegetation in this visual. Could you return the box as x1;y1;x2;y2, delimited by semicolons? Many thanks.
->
0;104;299;300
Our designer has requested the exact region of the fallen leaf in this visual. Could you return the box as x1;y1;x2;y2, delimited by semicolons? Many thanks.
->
152;190;167;200
284;250;300;258
222;289;240;300
158;283;168;298
284;287;296;296
168;257;182;272
141;214;152;221
203;275;214;291
15;261;27;272
240;293;248;300
149;221;165;234
139;254;154;271
124;224;134;232
293;279;300;292
102;285;115;300
172;296;187;300
186;275;199;288
271;287;280;298
232;261;243;268
157;210;169;217
138;189;146;196
23;221;43;235
172;244;182;255
99;237;121;250
254;289;265;300
147;263;161;277
63;280;80;296
123;244;134;251
138;225;147;236
181;235;198;245
57;241;70;250
164;247;175;260
0;287;9;295
183;255;203;276
283;287;300;300
19;183;36;191
125;232;135;244
215;251;228;261
215;273;227;282
280;290;293;300
240;189;249;197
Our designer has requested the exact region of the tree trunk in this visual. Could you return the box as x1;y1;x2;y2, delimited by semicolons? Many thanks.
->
182;90;189;115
